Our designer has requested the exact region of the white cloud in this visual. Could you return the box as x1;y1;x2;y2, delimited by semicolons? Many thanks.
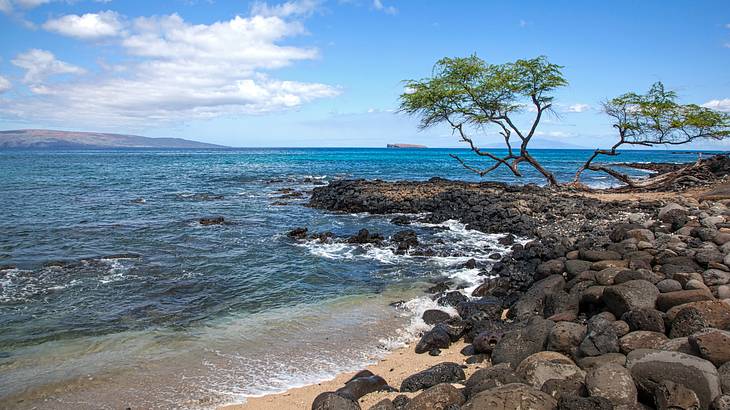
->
373;0;397;14
535;130;573;138
43;11;124;39
1;13;339;126
0;75;11;93
703;99;730;112
250;0;321;17
0;0;12;13
11;49;85;83
566;103;591;113
0;0;50;13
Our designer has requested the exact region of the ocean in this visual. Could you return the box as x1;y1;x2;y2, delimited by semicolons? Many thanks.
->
0;148;713;408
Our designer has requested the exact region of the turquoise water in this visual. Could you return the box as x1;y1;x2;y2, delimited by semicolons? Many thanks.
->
0;148;714;408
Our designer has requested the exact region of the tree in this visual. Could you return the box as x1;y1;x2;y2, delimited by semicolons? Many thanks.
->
399;55;568;186
574;82;730;188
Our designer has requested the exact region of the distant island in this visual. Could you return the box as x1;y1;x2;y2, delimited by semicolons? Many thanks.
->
386;143;427;148
0;129;226;149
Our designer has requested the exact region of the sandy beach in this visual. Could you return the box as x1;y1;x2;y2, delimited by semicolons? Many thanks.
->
227;340;478;410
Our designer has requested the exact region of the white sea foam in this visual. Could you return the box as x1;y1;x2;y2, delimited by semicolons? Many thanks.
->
298;217;522;357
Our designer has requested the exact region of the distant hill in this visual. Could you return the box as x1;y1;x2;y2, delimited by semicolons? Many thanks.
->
0;129;226;149
387;143;427;148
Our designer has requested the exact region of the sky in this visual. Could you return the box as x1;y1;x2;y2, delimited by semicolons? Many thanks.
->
0;0;728;148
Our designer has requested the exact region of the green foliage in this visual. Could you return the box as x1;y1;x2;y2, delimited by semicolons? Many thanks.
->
399;55;567;136
604;81;730;144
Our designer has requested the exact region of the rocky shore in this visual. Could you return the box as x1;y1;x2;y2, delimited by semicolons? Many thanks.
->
290;173;730;410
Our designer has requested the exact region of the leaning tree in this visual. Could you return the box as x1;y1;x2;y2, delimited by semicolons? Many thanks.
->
574;82;730;188
399;55;568;186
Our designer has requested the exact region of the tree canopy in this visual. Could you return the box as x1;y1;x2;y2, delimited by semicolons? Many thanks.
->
574;81;730;186
400;55;567;186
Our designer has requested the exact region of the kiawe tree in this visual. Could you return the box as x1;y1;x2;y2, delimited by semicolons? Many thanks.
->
399;55;568;186
573;82;730;188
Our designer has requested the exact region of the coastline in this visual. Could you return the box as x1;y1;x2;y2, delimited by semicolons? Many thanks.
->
226;340;475;410
245;156;730;409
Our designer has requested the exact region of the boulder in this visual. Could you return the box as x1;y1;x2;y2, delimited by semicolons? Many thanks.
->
200;216;225;225
336;373;389;401
547;322;587;358
578;316;620;357
461;383;557;410
671;307;711;338
666;301;730;329
403;383;465;410
464;362;523;398
704;269;730;286
422;310;451;325
472;330;502;355
492;317;554;368
580;249;622;262
619;331;669;354
595;268;623;286
627;349;722;409
657;289;715;312
538;259;566;276
626;228;656;243
515;351;585;390
612;320;631;337
400;362;465;392
591;260;629;271
610;223;646;242
369;399;396;410
655;380;701;410
719;362;730;394
697;251;725;268
415;325;451;354
622;308;666;333
689;329;730;367
392;230;418;253
557;396;613;410
348;229;383;244
311;392;360;410
585;363;637;407
565;260;593;278
540;374;587;401
613;269;664;285
509;275;565;321
658;337;700;356
577;353;627;370
712;395;730;410
658;279;684;293
659;203;688;220
603;280;660;317
288;227;308;238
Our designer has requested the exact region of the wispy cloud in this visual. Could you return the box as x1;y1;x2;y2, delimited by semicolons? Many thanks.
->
373;0;397;15
519;19;528;28
703;98;730;112
565;103;591;113
0;75;11;93
11;49;85;83
250;0;322;18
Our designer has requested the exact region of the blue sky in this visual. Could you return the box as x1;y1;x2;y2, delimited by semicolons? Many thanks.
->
0;0;728;148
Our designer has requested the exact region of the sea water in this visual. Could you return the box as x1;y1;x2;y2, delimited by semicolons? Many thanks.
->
0;148;712;408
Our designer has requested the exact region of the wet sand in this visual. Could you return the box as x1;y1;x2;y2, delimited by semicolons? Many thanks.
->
226;340;480;410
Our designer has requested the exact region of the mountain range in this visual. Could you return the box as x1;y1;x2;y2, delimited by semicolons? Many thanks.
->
0;129;226;149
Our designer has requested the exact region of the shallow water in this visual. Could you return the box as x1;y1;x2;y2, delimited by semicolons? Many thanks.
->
0;148;712;408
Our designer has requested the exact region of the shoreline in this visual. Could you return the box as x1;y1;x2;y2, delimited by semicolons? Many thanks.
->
247;156;730;409
225;340;476;410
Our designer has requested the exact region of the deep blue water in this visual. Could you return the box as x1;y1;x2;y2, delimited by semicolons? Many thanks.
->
0;148;717;408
